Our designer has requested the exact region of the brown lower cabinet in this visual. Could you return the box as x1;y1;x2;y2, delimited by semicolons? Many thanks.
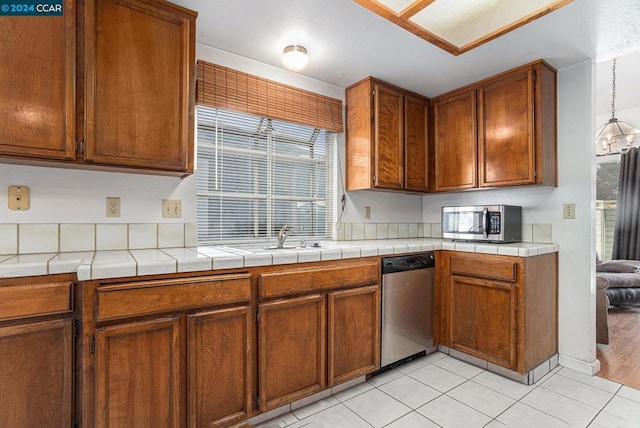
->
0;319;73;427
328;285;380;385
259;295;327;411
7;253;557;425
257;259;381;412
96;317;182;427
188;307;252;427
95;307;252;428
76;258;381;425
80;273;253;428
435;251;558;374
0;275;74;427
449;271;517;368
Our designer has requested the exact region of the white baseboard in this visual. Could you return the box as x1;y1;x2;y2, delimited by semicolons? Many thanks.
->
558;353;601;375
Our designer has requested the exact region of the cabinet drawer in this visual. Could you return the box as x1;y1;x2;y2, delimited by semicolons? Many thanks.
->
97;274;251;322
0;281;72;321
259;261;379;299
450;255;517;282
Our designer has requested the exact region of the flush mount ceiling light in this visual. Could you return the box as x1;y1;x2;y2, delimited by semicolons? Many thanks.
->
595;58;640;156
282;45;308;72
351;0;573;55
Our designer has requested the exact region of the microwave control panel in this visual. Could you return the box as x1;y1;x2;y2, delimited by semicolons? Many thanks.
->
488;212;501;234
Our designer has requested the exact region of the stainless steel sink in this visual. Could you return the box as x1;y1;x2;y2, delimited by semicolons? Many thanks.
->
229;241;328;252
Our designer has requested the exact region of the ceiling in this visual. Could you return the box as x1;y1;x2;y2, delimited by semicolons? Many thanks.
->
173;0;640;114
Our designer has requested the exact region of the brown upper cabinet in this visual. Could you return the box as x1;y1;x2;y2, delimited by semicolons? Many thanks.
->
433;90;477;191
346;77;429;192
0;0;76;161
432;60;557;192
0;0;196;175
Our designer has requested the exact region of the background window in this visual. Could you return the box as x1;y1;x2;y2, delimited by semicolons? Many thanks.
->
596;158;621;261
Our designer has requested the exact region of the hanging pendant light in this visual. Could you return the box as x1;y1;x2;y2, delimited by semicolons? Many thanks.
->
595;58;640;156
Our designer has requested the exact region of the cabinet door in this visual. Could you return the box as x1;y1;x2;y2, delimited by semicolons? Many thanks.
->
0;319;73;427
84;0;195;172
433;90;477;191
374;83;404;189
96;317;182;428
404;94;429;192
259;295;326;411
0;0;75;160
479;69;535;187
328;285;380;386
188;306;252;428
450;275;516;369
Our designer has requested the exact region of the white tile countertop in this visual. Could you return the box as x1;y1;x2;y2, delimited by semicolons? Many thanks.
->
0;239;559;280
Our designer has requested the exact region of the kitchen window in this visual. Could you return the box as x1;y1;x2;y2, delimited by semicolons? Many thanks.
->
196;106;335;244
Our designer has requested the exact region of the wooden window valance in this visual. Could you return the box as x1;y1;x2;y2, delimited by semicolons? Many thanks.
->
196;60;343;133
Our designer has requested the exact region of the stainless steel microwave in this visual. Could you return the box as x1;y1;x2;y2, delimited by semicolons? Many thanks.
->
441;205;522;243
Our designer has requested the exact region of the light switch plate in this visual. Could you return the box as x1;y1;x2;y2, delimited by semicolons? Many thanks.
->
365;206;371;220
8;186;30;210
163;199;182;218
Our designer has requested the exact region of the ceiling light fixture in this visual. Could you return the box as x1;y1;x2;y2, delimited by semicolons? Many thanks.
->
595;58;640;156
282;45;308;72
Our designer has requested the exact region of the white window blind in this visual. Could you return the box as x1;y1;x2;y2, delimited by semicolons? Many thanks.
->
196;106;335;244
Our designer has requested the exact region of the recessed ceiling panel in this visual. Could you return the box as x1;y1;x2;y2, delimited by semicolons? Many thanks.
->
353;0;574;55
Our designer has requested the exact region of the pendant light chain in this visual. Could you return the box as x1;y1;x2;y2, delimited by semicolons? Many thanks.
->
611;58;616;119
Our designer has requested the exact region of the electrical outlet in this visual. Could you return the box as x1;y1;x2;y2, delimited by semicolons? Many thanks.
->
163;199;182;218
8;186;30;210
106;197;121;217
365;206;371;220
563;203;575;219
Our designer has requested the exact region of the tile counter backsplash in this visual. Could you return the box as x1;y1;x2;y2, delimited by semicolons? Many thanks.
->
0;223;198;255
336;222;553;244
0;222;553;255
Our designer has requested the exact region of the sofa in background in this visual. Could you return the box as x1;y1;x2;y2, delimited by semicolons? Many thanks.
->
596;259;640;344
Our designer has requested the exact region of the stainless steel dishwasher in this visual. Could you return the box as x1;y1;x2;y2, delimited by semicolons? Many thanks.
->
380;252;435;368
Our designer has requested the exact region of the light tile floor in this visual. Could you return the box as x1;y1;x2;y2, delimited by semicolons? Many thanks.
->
255;352;640;428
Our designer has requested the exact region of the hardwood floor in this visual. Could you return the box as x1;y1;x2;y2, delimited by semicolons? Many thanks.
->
596;306;640;390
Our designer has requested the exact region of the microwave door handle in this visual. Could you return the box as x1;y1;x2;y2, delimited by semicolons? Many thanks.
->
483;208;489;239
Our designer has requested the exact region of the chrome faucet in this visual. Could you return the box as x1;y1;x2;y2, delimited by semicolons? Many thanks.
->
276;224;304;248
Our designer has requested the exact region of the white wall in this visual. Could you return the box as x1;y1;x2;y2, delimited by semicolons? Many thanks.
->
340;188;424;223
0;43;348;226
0;44;601;371
421;60;599;373
196;45;345;101
0;163;196;223
0;43;423;227
197;44;426;226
